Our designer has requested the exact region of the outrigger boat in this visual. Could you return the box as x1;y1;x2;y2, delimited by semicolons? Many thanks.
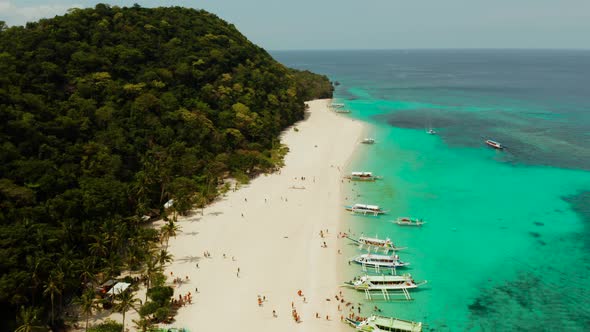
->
361;138;375;144
344;172;383;182
345;204;388;216
346;315;423;332
350;253;409;269
344;274;427;291
426;128;437;135
394;217;426;227
348;235;406;252
331;103;345;108
334;108;352;114
485;139;503;149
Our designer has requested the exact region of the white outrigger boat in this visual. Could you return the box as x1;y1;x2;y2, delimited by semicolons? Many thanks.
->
351;253;409;269
348;235;406;252
394;217;426;226
344;171;383;182
330;103;345;108
345;274;427;291
361;138;375;144
346;315;423;332
334;108;352;113
345;204;388;216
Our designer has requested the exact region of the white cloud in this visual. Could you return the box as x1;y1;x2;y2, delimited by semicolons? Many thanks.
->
0;1;85;26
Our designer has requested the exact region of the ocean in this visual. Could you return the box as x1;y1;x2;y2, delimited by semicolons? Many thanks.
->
273;50;590;331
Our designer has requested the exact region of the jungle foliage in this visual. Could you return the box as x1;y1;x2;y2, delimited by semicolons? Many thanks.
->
0;4;332;330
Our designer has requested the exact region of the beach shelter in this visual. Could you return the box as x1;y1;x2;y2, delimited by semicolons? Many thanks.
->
164;199;174;209
106;282;131;296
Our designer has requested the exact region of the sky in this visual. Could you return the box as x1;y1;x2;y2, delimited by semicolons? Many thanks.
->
1;0;589;50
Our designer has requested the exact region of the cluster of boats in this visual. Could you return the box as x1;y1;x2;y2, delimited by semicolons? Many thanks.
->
342;149;425;330
343;201;425;227
339;114;502;332
344;233;427;331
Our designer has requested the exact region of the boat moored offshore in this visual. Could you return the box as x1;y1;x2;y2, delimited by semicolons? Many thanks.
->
345;204;388;216
361;138;375;144
344;171;382;182
485;139;503;149
394;217;426;227
334;108;352;113
350;253;409;269
344;274;427;291
348;235;405;252
346;315;423;332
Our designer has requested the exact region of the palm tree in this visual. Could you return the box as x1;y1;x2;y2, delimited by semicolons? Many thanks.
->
79;257;96;286
113;290;139;332
159;221;179;250
142;257;162;302
89;234;108;261
43;271;63;326
14;306;43;332
156;249;173;268
195;192;208;216
25;256;41;307
75;289;96;331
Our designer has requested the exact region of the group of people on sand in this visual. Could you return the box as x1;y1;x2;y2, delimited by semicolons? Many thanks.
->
172;292;193;307
170;272;190;285
257;295;267;307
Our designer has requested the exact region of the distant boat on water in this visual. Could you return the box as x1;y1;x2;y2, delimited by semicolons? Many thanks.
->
346;315;423;332
426;128;437;135
344;274;427;291
347;234;406;252
344;171;382;182
334;109;351;114
350;253;409;269
485;139;503;149
394;217;426;227
330;103;345;108
345;203;388;216
361;138;375;144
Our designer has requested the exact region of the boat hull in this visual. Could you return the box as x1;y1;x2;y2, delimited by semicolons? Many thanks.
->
346;207;388;216
351;258;409;269
394;218;425;226
485;140;503;149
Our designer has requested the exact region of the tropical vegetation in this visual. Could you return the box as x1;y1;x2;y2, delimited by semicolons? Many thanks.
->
0;3;332;330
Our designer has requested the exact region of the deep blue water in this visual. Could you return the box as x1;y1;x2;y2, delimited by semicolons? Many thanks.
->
272;50;590;331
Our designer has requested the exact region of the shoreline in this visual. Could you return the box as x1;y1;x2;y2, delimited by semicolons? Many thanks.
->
162;99;366;331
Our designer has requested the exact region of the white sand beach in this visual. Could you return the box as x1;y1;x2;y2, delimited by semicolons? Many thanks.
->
162;99;364;331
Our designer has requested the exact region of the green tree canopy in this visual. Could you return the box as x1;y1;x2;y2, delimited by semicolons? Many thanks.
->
0;4;331;329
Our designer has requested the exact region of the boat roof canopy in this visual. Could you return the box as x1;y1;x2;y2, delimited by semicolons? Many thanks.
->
353;204;380;210
352;171;372;176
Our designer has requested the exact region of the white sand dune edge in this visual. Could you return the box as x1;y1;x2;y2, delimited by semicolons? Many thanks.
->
163;99;364;331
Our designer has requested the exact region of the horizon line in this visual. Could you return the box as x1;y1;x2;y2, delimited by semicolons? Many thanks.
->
269;47;590;52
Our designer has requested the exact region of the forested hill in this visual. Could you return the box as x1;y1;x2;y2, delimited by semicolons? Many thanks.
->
0;4;332;330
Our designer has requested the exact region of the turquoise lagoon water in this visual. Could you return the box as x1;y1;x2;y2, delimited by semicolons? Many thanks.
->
273;50;590;331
